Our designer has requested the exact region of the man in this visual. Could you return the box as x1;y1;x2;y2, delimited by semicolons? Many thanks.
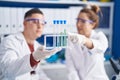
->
0;8;61;80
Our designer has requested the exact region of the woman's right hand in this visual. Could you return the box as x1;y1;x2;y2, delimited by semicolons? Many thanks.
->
67;32;86;45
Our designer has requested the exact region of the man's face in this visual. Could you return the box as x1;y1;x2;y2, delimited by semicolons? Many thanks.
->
24;13;46;39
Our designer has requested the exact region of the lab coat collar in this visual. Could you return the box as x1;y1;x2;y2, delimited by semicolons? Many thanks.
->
14;32;40;52
15;32;31;54
15;32;25;43
89;30;96;39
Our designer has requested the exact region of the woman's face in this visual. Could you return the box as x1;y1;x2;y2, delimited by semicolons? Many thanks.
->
76;12;95;37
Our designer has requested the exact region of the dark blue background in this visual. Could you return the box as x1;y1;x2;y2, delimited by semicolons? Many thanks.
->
112;0;120;59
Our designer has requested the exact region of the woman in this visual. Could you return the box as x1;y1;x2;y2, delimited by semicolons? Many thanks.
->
66;5;109;80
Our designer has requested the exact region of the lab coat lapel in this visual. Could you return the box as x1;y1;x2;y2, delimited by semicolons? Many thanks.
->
15;33;31;55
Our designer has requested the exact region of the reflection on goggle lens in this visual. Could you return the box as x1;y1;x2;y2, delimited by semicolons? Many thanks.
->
25;18;47;25
76;18;93;24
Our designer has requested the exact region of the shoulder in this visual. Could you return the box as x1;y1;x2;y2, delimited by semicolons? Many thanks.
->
3;32;23;40
90;30;108;45
90;30;107;39
1;33;24;46
2;34;17;43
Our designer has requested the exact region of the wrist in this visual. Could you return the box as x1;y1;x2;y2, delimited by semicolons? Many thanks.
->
32;52;40;61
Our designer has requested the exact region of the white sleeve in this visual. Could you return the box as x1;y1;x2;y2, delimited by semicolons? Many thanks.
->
89;32;108;54
65;46;80;80
0;38;33;77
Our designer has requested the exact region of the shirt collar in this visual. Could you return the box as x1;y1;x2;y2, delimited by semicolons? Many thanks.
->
89;30;96;39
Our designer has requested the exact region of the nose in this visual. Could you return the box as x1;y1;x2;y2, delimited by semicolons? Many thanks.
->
37;24;43;29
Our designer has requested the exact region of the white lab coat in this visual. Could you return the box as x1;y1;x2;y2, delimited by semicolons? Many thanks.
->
65;30;109;80
0;32;50;80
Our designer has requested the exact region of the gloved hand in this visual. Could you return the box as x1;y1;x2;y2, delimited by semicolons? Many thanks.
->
67;32;86;45
32;46;62;61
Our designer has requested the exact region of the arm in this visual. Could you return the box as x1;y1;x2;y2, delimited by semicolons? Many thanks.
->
65;41;80;80
84;37;94;49
88;32;108;54
0;38;33;77
67;32;108;54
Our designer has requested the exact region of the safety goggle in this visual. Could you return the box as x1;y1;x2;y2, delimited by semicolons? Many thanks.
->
25;18;47;25
76;18;93;24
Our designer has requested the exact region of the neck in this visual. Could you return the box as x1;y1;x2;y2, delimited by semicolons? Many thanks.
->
22;32;35;45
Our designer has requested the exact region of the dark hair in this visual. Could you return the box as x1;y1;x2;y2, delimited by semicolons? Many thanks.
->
80;5;102;29
24;8;43;19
